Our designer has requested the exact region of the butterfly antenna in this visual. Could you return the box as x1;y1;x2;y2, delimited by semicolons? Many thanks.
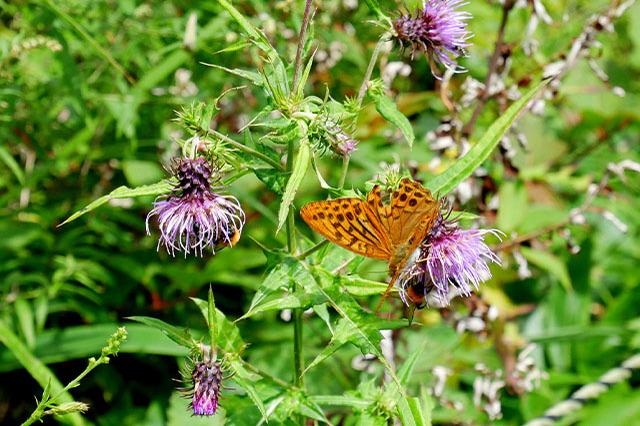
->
375;270;400;314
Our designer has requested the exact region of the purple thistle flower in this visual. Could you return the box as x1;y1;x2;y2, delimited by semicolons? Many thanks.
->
393;0;472;75
330;126;358;158
397;206;501;308
179;358;227;416
146;157;245;257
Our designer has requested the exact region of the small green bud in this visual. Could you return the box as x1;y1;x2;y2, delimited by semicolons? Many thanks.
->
43;401;90;416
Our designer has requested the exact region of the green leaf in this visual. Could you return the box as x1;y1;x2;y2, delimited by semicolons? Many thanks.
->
277;141;311;234
253;168;287;195
520;246;573;292
14;299;35;348
0;145;25;184
294;50;317;99
208;286;216;349
397;397;427;426
303;268;406;387
60;180;172;226
241;256;319;320
215;0;281;65
371;93;415;148
0;324;189;373
309;395;370;410
189;298;245;353
201;63;263;86
126;316;194;348
427;79;550;195
362;0;387;20
229;359;268;421
397;342;426;386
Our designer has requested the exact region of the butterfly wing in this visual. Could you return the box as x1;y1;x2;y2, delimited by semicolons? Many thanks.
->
300;198;392;260
368;179;440;314
367;179;439;266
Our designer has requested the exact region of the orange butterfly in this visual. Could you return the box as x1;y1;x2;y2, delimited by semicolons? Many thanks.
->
300;178;440;313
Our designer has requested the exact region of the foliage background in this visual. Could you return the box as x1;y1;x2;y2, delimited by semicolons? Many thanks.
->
1;0;640;424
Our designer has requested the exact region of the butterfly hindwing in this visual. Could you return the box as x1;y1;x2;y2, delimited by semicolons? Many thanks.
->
300;199;392;260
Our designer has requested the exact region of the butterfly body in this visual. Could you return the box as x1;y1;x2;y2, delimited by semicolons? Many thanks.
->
301;178;439;312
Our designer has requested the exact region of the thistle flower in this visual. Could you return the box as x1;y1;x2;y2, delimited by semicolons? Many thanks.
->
308;117;358;158
329;125;358;157
179;358;231;416
146;157;245;257
397;205;501;308
392;0;472;75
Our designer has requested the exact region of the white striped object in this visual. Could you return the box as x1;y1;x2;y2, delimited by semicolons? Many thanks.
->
523;353;640;426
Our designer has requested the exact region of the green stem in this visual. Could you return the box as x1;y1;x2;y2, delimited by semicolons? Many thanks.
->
357;35;388;104
291;0;314;93
338;155;350;190
209;129;284;171
296;240;328;260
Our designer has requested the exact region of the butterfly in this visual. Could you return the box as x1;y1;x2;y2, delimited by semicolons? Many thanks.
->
300;178;440;313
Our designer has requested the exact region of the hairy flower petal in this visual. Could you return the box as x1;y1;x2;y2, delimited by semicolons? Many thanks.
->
146;157;245;257
398;207;501;307
393;0;473;75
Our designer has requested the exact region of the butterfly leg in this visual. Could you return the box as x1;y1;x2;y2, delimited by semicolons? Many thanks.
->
375;270;400;314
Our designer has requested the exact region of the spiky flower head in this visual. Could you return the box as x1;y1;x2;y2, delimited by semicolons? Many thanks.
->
179;357;230;416
397;205;501;308
392;0;472;75
146;157;245;257
308;117;359;158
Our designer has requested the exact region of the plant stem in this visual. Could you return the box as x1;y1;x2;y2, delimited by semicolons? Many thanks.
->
292;0;314;93
296;240;328;260
357;35;388;103
209;129;284;171
462;1;514;137
338;156;350;190
285;139;304;393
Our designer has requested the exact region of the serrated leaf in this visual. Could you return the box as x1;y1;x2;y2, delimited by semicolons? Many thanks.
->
520;246;573;292
277;141;310;233
253;169;288;195
241;256;318;320
229;359;268;421
372;94;415;148
427;79;550;195
302;267;406;386
60;180;172;226
126;316;193;348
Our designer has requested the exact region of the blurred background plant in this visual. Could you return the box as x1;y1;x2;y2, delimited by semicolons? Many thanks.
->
1;0;640;424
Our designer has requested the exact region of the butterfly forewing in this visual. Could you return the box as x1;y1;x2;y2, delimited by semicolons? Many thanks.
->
388;178;439;247
300;199;392;260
